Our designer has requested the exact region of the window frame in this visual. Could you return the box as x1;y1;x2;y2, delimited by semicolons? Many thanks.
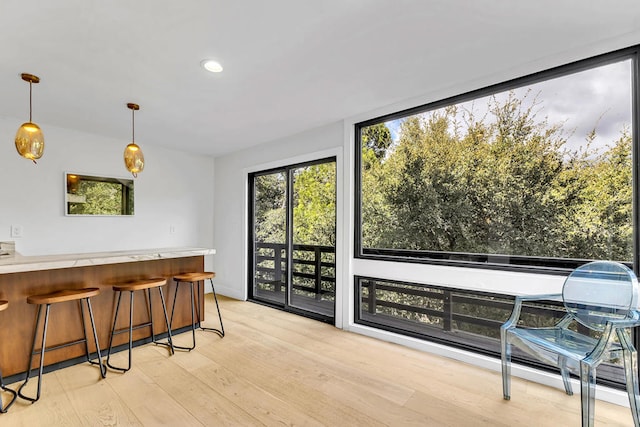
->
354;45;640;275
353;275;627;389
247;156;338;324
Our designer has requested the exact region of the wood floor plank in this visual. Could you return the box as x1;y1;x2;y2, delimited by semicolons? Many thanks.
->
4;370;84;426
135;346;266;426
219;311;416;405
221;297;633;426
194;322;389;425
104;360;203;426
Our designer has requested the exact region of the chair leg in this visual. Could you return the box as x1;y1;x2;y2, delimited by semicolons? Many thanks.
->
500;327;511;400
17;304;50;403
580;361;597;427
617;329;640;427
0;368;17;413
558;355;574;396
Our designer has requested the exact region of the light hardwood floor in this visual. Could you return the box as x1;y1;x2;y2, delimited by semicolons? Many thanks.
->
0;295;634;426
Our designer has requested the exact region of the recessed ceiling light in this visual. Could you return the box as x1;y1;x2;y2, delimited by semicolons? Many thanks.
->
201;59;223;73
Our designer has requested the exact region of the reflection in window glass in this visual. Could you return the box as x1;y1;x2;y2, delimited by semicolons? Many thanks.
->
66;174;134;215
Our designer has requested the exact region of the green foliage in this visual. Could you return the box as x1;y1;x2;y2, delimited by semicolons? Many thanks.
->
293;163;336;246
361;91;633;262
254;173;287;243
254;91;632;264
253;164;337;247
362;122;393;162
68;181;128;215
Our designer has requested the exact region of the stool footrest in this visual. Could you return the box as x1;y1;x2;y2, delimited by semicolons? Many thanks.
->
17;294;105;403
32;337;88;355
111;321;154;336
106;281;174;373
167;273;225;352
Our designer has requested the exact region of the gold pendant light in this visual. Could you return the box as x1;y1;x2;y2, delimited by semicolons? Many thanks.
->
124;103;144;178
15;73;44;163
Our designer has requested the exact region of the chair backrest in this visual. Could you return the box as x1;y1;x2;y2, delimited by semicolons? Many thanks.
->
563;261;638;331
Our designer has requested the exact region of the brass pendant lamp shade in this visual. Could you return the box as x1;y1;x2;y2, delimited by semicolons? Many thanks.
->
124;103;144;178
15;73;44;163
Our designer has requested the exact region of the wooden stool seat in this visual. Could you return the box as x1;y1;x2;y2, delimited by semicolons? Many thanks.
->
0;300;17;413
112;278;166;292
167;271;224;351
174;272;215;282
106;277;173;372
26;288;100;305
18;287;105;403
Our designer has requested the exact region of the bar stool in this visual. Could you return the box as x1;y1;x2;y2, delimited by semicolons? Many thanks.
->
0;300;17;413
17;288;106;403
106;278;174;372
169;272;224;351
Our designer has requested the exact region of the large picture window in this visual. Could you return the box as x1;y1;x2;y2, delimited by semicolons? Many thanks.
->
355;47;638;272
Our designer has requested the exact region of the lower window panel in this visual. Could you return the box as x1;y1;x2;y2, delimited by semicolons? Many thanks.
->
354;276;625;389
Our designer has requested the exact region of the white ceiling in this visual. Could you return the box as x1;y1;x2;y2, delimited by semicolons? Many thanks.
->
1;1;640;157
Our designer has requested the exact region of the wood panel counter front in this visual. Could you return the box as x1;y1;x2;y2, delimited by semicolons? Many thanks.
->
0;248;214;378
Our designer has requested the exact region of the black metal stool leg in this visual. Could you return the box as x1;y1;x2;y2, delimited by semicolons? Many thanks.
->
106;291;124;370
0;367;17;413
157;286;174;355
190;279;225;338
17;303;50;403
109;281;176;367
189;282;196;348
84;298;106;378
197;278;225;337
170;281;197;351
126;292;134;371
169;281;179;332
157;283;178;352
147;289;155;342
106;290;134;373
168;276;224;351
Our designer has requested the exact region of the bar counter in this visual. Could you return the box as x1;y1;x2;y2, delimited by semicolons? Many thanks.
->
0;247;215;378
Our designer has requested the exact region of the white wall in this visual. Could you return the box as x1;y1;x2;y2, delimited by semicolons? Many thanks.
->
0;116;215;269
212;122;343;300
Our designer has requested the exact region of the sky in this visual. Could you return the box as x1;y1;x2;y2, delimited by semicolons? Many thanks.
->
385;58;632;154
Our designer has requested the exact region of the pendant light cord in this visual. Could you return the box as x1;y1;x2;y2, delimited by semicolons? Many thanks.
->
29;81;33;122
131;108;135;143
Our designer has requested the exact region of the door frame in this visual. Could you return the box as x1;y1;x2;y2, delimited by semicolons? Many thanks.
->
244;148;342;326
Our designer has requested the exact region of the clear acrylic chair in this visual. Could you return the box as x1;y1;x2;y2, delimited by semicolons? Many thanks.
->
501;260;640;427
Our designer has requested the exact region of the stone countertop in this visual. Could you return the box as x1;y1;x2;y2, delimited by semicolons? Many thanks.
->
0;247;215;274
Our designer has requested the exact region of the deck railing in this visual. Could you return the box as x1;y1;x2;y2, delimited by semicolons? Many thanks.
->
254;242;336;300
355;276;624;387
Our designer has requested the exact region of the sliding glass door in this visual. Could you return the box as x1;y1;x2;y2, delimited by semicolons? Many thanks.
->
249;157;336;322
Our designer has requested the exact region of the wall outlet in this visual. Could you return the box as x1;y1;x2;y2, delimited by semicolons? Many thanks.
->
11;225;23;238
169;225;176;234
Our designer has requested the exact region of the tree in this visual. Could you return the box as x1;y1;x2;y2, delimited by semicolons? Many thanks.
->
254;172;286;243
361;122;393;162
360;91;632;262
293;163;336;246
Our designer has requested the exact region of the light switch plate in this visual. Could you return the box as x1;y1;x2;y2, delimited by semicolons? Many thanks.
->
11;225;23;238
